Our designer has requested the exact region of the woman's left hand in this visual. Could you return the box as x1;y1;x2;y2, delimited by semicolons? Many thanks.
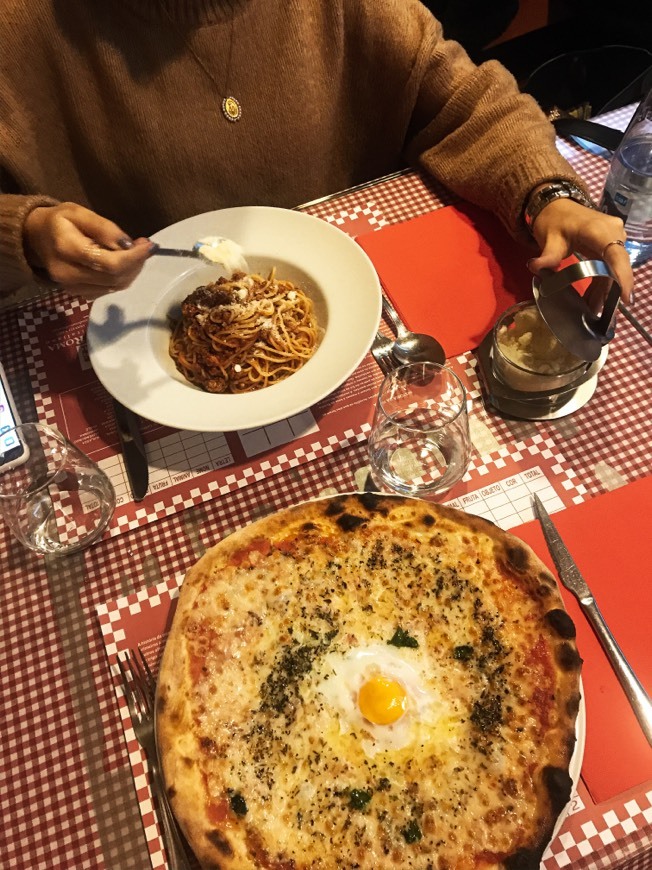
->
527;198;634;310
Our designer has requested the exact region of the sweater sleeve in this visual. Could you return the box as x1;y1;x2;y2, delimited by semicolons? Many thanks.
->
400;12;591;241
0;194;59;297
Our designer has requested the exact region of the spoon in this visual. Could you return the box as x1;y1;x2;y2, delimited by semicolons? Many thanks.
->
151;236;249;272
382;294;446;365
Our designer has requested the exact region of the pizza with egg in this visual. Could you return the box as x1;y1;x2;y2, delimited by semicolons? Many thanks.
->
156;493;582;869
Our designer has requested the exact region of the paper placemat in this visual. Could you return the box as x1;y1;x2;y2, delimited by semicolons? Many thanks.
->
18;298;383;537
512;475;652;805
436;431;587;519
98;495;652;870
98;435;595;869
356;203;533;357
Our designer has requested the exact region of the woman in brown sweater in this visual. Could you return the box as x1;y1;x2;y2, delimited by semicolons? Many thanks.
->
0;0;632;301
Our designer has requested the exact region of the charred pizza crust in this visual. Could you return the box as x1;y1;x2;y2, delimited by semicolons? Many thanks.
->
157;493;581;870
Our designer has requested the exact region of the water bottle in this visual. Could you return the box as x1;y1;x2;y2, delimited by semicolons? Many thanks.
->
600;88;652;266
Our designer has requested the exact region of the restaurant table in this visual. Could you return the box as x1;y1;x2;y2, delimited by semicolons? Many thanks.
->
1;104;651;870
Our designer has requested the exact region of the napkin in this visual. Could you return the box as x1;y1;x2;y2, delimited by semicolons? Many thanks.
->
356;203;533;356
513;476;652;805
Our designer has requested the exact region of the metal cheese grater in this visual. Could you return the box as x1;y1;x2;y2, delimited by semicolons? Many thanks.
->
532;259;621;362
476;259;621;420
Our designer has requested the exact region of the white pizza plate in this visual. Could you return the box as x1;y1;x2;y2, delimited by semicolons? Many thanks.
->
87;207;381;432
545;680;586;863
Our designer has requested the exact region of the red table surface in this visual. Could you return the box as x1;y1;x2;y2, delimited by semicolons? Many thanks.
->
514;476;652;805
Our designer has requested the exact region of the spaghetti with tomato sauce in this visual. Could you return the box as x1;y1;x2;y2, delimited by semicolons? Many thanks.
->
169;270;321;393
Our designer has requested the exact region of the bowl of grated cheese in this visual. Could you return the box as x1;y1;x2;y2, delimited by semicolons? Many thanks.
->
492;302;590;394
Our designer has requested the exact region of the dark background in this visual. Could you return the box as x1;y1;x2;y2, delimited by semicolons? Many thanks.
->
422;0;652;115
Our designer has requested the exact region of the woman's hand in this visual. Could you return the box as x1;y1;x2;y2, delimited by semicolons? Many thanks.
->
526;198;634;311
24;202;154;299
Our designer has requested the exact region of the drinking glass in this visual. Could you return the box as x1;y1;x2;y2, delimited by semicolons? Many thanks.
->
0;423;115;556
367;363;471;499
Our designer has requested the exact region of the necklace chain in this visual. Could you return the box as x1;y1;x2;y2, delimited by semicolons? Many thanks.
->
163;11;241;122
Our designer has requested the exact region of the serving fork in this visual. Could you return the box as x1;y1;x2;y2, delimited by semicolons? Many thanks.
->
117;649;194;870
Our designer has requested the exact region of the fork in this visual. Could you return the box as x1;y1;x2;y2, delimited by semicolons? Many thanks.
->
117;649;194;870
370;331;396;376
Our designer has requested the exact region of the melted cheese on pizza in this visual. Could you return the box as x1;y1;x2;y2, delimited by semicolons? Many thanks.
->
157;495;580;870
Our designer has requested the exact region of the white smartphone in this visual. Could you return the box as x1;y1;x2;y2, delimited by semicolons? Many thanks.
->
0;362;30;470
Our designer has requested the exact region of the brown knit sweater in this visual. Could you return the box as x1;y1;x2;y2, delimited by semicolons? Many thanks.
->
0;0;584;295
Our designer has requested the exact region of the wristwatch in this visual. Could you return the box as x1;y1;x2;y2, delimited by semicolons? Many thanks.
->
523;181;596;234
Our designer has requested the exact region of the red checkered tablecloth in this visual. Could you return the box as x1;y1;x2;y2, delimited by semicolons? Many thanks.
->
1;104;651;870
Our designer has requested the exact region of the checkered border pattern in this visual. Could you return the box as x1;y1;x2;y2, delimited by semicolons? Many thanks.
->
87;420;646;870
18;297;90;426
97;574;183;661
447;351;590;504
111;426;372;537
458;320;652;500
463;431;588;504
304;170;455;229
321;201;390;231
543;789;652;869
97;574;185;870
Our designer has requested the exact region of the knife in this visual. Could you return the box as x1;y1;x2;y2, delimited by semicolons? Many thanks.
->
112;399;149;502
532;494;652;747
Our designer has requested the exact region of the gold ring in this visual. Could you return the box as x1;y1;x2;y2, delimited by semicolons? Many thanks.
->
84;242;103;271
601;239;626;259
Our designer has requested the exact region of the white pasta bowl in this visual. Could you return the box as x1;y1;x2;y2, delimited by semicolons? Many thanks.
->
87;206;382;431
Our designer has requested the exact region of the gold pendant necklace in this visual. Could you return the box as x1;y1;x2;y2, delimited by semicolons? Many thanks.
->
164;10;242;123
221;95;242;123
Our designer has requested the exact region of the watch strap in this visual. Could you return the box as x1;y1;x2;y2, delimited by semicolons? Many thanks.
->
524;181;596;233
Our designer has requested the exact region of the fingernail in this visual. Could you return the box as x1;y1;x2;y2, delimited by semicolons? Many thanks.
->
117;237;133;250
526;258;535;272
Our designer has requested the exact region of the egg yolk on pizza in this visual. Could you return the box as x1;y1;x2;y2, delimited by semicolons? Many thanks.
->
358;675;407;725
